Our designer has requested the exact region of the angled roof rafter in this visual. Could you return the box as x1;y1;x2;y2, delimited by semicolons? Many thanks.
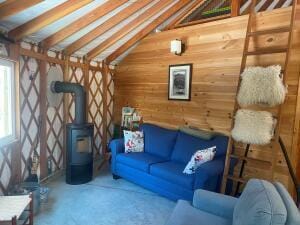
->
105;0;192;64
0;0;16;7
63;0;153;56
41;0;128;50
86;0;173;60
0;0;44;20
8;0;93;41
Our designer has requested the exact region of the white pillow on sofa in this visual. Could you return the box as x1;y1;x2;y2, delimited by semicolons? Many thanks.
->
183;146;216;174
123;130;144;153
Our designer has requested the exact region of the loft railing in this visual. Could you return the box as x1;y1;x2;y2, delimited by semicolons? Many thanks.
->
168;0;293;30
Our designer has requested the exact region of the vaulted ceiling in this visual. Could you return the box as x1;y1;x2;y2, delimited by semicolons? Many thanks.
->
0;0;195;64
0;0;293;65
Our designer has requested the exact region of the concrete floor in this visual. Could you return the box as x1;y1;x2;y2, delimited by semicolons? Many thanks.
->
35;163;175;225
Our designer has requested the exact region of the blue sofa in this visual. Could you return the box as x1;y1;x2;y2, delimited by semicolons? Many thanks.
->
110;123;228;201
165;179;300;225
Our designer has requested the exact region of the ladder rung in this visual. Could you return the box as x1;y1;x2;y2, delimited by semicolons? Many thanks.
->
226;175;246;183
248;27;291;36
246;47;288;56
230;155;271;169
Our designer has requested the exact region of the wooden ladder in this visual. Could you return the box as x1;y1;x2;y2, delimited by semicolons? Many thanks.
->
221;0;297;195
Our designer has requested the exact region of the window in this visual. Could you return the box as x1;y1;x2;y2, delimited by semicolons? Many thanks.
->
0;58;16;146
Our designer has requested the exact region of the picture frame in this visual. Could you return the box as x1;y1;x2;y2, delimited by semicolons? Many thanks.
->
168;64;192;101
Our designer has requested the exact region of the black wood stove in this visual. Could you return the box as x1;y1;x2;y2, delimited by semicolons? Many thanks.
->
51;81;94;185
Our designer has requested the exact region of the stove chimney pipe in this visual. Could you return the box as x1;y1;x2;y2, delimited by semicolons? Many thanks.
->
51;81;86;124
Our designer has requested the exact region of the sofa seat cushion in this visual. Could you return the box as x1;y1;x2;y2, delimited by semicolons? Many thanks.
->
116;152;167;173
233;179;287;225
166;200;232;225
140;123;178;159
150;161;194;189
171;131;228;165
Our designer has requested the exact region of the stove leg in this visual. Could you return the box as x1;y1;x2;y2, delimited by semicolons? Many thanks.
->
113;174;120;180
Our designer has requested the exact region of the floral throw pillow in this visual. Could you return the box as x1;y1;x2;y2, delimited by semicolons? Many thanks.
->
124;130;144;153
183;146;217;174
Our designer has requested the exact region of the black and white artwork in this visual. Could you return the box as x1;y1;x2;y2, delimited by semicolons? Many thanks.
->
168;64;192;100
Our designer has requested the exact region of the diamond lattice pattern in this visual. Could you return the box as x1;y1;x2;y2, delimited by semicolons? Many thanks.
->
20;56;40;181
88;70;104;156
0;146;12;195
46;64;64;173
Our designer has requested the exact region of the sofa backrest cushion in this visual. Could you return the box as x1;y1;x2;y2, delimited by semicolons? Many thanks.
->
171;131;228;164
140;123;178;159
233;179;287;225
274;182;300;225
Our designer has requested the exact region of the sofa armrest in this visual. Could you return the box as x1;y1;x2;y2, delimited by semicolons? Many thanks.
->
109;138;124;173
194;157;225;191
109;138;124;155
193;189;238;220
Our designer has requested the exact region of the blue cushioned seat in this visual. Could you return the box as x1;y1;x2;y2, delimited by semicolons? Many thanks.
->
116;152;167;172
171;131;229;164
166;179;299;225
141;123;178;159
150;161;194;189
233;179;287;225
274;182;300;225
110;123;229;201
165;200;232;225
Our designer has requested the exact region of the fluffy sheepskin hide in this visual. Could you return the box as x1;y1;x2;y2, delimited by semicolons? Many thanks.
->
237;65;287;107
231;109;276;145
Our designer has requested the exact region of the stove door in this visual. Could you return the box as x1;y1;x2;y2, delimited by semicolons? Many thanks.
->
70;128;93;165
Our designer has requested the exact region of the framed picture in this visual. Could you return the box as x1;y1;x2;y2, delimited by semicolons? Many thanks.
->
168;64;192;101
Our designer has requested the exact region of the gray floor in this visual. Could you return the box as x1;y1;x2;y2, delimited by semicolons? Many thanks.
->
35;164;175;225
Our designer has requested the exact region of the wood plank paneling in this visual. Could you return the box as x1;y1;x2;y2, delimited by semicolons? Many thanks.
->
114;7;300;194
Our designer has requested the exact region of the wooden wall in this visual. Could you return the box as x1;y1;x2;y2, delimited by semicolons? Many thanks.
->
114;7;300;193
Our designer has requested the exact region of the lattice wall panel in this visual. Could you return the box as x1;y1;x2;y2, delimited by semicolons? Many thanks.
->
68;66;84;123
20;56;41;181
46;64;64;174
0;146;12;195
107;70;115;141
0;42;12;195
88;70;104;156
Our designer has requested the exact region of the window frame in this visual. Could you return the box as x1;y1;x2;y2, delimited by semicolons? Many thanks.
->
0;58;17;147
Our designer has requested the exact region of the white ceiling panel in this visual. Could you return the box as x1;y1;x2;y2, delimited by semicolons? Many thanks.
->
0;0;198;64
0;0;67;30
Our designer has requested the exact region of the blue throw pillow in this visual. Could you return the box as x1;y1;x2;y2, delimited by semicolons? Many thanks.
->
140;123;178;159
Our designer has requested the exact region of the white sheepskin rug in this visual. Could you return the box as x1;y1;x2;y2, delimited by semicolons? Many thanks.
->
231;109;276;145
237;65;287;107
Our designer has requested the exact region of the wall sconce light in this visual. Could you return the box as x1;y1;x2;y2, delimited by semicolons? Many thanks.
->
170;39;185;56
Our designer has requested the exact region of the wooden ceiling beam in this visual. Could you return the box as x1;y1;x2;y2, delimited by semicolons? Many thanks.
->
231;0;242;17
106;0;192;63
8;0;93;41
0;0;17;8
41;0;128;50
87;0;173;60
0;0;43;20
64;0;153;56
164;0;204;30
